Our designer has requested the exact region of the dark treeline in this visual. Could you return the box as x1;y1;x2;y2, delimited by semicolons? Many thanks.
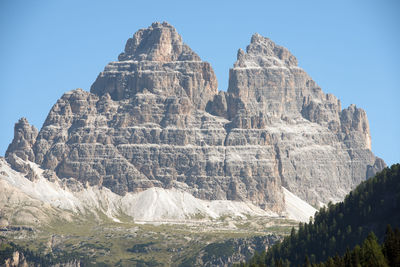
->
244;225;400;267
239;164;400;266
312;226;400;267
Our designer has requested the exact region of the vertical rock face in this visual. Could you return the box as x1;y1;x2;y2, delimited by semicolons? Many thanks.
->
5;118;39;180
91;22;218;110
118;21;200;62
6;23;385;212
6;118;38;162
206;33;384;205
212;34;341;125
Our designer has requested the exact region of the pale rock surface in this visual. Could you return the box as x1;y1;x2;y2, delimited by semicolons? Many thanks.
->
3;251;28;267
5;22;385;217
207;33;385;205
6;118;38;163
283;187;317;222
5;118;39;181
0;157;316;223
91;21;218;110
0;158;281;223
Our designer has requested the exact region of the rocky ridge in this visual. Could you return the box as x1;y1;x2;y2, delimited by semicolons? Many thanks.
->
5;22;384;215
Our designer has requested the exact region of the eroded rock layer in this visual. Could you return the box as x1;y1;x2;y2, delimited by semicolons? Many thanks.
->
6;22;384;212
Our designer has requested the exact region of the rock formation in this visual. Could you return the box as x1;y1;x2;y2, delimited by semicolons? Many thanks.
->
5;118;39;181
5;22;384;213
91;22;218;110
206;33;385;206
6;118;37;164
186;235;281;267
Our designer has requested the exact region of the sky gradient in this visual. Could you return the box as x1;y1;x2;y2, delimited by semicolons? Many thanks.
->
0;0;399;165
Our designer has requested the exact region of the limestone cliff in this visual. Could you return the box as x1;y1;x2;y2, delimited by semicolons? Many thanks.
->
91;22;218;110
207;33;385;206
5;22;384;212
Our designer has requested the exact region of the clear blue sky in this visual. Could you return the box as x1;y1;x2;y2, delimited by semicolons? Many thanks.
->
0;0;399;165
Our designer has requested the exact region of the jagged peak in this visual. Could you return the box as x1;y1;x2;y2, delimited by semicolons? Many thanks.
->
16;117;30;125
118;21;201;62
234;33;298;68
5;117;38;162
12;118;37;135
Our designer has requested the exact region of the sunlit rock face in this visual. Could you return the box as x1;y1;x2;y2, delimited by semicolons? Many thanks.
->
91;22;218;111
207;33;384;206
6;22;384;213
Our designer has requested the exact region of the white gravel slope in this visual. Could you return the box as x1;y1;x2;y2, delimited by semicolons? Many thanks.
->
0;158;279;223
283;187;317;222
0;158;318;223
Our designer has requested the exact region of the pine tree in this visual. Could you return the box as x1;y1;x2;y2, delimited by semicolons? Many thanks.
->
276;258;284;267
303;255;311;267
332;253;344;267
383;225;400;267
343;248;353;267
361;232;388;267
244;165;400;266
325;257;335;267
351;245;362;267
393;228;400;266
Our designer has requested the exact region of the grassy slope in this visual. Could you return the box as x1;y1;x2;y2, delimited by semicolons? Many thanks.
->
1;210;298;266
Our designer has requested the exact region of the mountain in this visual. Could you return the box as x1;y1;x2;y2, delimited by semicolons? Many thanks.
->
3;22;384;222
242;164;400;266
0;22;387;266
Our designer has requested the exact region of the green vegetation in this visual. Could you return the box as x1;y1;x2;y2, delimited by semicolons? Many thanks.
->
203;240;235;259
0;239;14;263
0;236;90;266
240;164;400;266
0;212;292;266
311;226;400;267
6;164;397;266
241;226;400;267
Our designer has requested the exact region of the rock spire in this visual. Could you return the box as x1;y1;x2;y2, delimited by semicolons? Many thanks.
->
90;22;218;110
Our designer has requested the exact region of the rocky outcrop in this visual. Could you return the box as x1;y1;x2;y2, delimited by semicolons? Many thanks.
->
5;118;39;181
3;250;29;267
5;22;384;212
183;235;281;267
1;249;81;267
366;157;387;178
5;118;37;163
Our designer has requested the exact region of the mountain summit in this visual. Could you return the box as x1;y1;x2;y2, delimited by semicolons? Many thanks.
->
118;21;201;62
4;22;384;220
90;21;218;108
